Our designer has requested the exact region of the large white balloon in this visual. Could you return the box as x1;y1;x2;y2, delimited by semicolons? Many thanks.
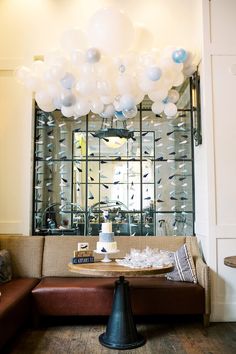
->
87;7;135;55
132;24;154;52
75;99;90;116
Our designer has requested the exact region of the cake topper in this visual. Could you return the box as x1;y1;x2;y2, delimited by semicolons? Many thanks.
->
103;210;109;222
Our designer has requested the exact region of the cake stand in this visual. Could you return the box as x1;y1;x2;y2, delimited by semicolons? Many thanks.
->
94;250;120;263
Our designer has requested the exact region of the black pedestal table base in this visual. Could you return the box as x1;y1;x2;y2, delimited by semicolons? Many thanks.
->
99;276;146;350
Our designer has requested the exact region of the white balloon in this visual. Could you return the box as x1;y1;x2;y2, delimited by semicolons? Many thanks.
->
152;101;164;114
138;77;156;93
100;95;114;105
87;7;134;55
120;94;136;110
15;66;31;83
173;72;184;87
117;74;134;94
37;101;56;113
70;50;85;66
148;89;168;102
122;106;137;119
132;24;154;52
32;61;45;76
139;52;157;67
90;99;104;114
183;64;197;76
135;92;145;104
53;97;62;110
60;28;87;52
35;90;52;106
113;96;123;111
75;99;90;116
167;89;180;103
100;104;115;118
76;77;96;96
48;64;66;81
35;90;56;112
164;102;177;117
47;83;61;98
146;66;162;81
61;105;75;118
97;80;111;96
24;75;41;91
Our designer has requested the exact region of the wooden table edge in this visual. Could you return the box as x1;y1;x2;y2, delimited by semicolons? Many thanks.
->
68;261;174;277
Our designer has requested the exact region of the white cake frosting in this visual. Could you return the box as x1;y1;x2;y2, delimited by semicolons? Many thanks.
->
102;222;112;233
96;222;117;253
96;241;117;253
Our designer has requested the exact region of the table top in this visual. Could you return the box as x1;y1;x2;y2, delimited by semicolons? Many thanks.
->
68;261;173;277
224;256;236;268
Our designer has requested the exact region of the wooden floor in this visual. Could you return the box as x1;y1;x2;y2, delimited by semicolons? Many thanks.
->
3;317;236;354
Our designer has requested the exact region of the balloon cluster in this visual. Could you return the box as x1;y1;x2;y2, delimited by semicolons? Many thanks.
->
16;7;196;119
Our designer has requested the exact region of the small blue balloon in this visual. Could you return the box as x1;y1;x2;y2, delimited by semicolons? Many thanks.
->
172;48;188;64
114;110;126;120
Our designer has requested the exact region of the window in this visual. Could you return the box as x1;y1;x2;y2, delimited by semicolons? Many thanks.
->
33;76;197;236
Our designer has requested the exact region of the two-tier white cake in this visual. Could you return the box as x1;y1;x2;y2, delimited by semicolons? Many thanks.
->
96;222;117;253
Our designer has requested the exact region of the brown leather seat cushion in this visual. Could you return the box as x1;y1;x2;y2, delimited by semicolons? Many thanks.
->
32;277;205;316
0;278;40;349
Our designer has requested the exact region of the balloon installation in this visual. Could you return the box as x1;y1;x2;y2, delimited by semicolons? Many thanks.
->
16;7;196;119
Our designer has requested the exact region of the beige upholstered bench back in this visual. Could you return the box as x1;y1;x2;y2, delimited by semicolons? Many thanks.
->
0;235;44;278
42;236;199;277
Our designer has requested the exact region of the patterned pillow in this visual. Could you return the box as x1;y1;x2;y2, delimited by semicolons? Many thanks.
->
166;244;197;283
0;249;12;283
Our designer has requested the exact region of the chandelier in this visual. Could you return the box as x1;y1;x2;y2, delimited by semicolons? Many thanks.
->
94;116;134;149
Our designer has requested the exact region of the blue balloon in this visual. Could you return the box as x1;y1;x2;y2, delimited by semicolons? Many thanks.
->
114;110;126;120
172;49;188;64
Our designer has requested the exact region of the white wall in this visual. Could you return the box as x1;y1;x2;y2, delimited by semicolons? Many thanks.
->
197;0;236;321
0;0;202;235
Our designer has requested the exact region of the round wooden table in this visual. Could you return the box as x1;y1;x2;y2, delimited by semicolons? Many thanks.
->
224;256;236;268
69;261;173;350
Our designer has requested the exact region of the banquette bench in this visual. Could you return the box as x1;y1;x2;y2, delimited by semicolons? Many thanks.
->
0;235;210;350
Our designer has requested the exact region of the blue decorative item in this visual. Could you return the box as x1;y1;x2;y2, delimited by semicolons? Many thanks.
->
172;48;188;64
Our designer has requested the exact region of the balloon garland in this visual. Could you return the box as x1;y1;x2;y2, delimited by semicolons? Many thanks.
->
16;7;196;119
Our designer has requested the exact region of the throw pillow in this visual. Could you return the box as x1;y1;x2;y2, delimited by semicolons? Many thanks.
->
166;244;197;283
0;249;12;283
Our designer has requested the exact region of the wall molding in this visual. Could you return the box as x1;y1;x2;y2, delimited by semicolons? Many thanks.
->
215;225;236;238
0;57;24;70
